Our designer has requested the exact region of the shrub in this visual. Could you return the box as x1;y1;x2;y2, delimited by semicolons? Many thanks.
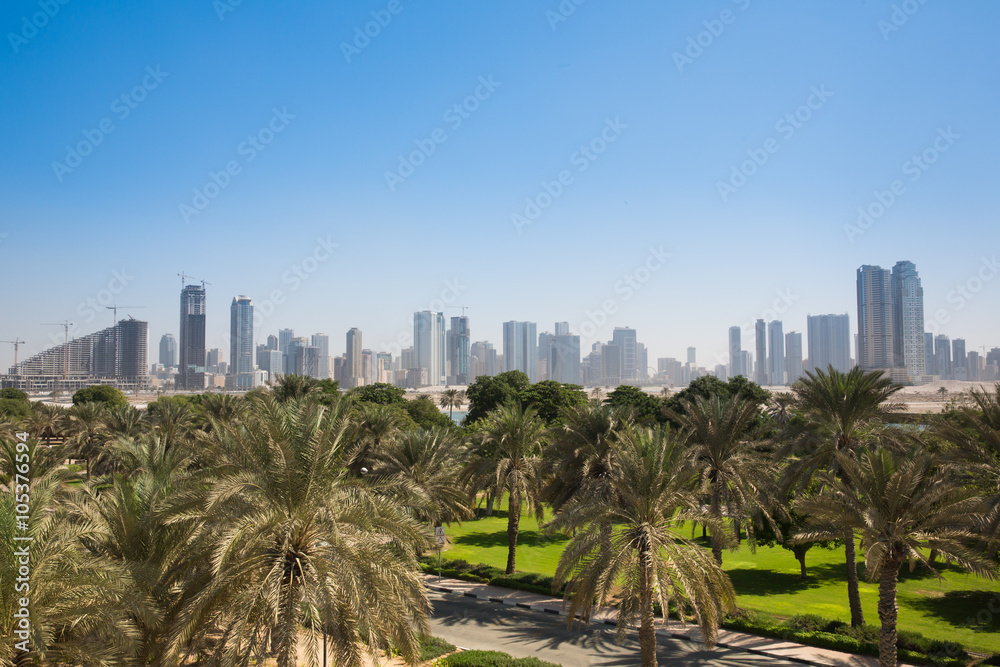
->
440;650;560;667
786;614;828;633
0;388;28;401
418;635;455;661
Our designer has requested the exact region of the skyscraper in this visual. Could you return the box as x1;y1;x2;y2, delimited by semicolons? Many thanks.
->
414;311;446;386
755;319;767;385
890;261;925;381
924;332;935;377
177;284;206;390
447;316;471;384
229;296;254;389
952;338;966;380
768;320;785;386
278;328;294;374
857;265;894;370
311;334;330;379
612;327;638;382
550;330;581;385
158;333;176;368
503;320;538;382
934;335;951;379
555;322;570;336
345;328;363;388
785;331;803;385
807;314;851;373
728;326;742;377
686;347;696;365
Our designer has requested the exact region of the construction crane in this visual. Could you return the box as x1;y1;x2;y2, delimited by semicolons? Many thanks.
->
0;339;25;375
41;321;74;380
446;305;470;316
106;304;146;325
178;272;196;287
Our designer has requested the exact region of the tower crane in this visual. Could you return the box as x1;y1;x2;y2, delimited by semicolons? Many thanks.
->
41;321;74;380
0;339;25;375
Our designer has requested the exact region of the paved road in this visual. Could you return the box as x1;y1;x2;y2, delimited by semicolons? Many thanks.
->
428;590;803;666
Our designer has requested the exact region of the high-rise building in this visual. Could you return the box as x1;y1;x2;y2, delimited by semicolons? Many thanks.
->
229;296;254;389
768;320;785;386
601;343;621;385
890;261;925;381
686;347;696;365
637;342;649;380
555;321;570;336
278;328;294;374
266;334;278;350
728;326;742;377
612;327;638;382
177;284;206;390
414;311;446;386
967;351;981;381
952;339;967;380
503;320;538;382
741;351;753;380
376;352;393;384
934;335;952;379
361;349;373;385
311;334;330;379
806;314;851;374
550;330;581;385
205;348;223;373
158;333;177;368
785;331;803;385
857;265;894;370
470;341;497;380
345;328;363;388
755;319;767;385
924;332;935;377
447;316;471;384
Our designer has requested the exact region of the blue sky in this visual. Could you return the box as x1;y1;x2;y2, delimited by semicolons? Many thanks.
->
1;0;998;372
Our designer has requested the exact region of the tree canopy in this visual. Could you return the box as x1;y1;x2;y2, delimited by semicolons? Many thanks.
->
72;384;128;409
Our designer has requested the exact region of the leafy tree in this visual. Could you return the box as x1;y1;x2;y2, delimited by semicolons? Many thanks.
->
0;398;30;420
664;376;771;432
170;396;431;667
463;371;530;425
755;487;836;579
520;380;587;426
464;403;546;574
604;385;663;425
0;388;28;401
550;425;735;666
794;447;995;667
72;385;128;410
404;395;454;431
782;365;904;627
349;382;405;406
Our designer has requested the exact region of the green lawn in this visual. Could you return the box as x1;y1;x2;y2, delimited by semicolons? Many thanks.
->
440;505;1000;655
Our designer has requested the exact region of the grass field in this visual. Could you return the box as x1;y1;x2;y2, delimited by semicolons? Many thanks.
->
439;503;1000;655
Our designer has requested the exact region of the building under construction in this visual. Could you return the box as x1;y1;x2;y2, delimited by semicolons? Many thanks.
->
2;319;149;392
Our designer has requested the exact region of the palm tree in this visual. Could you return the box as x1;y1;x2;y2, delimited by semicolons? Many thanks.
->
783;365;903;627
168;396;430;667
464;402;546;574
590;387;604;402
767;392;796;425
23;401;66;445
349;402;407;476
103;404;147;440
668;394;778;564
373;427;472;527
794;447;995;667
549;425;735;667
271;373;321;402
146;398;193;452
67;401;108;478
936;382;1000;542
438;388;464;420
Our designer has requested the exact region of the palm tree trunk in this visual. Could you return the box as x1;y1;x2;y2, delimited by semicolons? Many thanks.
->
506;488;520;574
711;489;723;565
845;530;865;627
486;491;494;517
877;559;901;667
638;537;658;667
794;546;808;580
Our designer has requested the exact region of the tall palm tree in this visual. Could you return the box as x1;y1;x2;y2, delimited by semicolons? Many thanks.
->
783;365;903;627
668;394;777;564
438;388;464;420
373;427;472;527
349;402;407;476
168;396;430;667
271;373;321;402
67;401;108;478
794;447;995;667
936;382;1000;542
23;401;66;445
767;392;796;425
464;402;546;574
549;425;735;667
146;399;193;452
103;404;147;440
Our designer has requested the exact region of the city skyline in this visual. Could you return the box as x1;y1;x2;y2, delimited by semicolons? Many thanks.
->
2;3;998;372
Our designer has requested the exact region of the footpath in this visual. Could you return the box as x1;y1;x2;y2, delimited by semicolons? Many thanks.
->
424;575;912;667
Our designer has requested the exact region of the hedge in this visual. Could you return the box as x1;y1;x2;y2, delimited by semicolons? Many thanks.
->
438;649;560;666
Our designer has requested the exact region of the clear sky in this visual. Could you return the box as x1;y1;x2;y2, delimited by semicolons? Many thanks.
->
1;0;997;372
